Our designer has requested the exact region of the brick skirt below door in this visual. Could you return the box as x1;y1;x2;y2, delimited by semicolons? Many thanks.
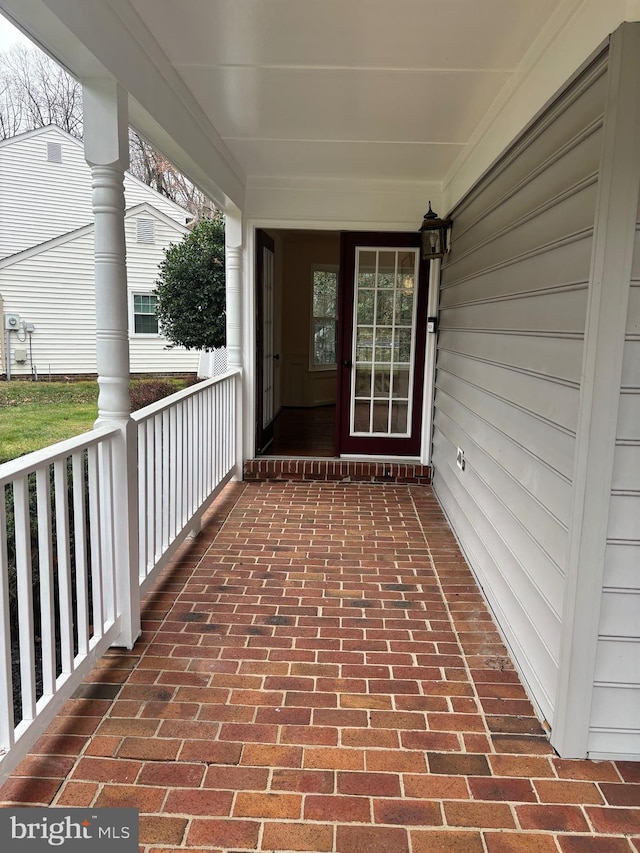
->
244;458;432;484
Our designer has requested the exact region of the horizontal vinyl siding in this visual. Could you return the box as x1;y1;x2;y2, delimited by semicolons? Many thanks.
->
0;215;199;376
0;130;95;258
432;52;608;723
0;128;188;259
0;231;98;375
125;215;200;374
588;209;640;759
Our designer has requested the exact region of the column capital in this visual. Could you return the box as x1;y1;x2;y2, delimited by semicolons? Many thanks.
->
83;78;129;171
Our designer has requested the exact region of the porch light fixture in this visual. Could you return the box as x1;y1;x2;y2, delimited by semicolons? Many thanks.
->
420;202;452;260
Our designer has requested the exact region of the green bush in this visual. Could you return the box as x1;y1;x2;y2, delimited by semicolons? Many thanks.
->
129;379;180;412
154;215;226;351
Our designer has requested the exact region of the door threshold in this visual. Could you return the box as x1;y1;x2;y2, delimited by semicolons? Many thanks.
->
244;457;431;485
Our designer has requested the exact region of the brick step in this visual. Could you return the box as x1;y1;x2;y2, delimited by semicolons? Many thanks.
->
243;458;431;484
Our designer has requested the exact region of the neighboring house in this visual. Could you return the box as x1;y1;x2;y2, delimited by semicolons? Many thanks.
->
0;125;200;377
0;0;638;763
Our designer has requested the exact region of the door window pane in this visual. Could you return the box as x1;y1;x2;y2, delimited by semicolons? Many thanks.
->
391;402;409;433
350;248;419;437
376;291;394;325
355;367;372;396
356;327;374;362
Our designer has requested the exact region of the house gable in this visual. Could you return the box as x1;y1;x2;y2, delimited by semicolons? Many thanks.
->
0;125;190;260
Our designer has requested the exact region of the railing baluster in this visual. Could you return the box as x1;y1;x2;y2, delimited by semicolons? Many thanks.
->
154;414;163;562
72;451;90;657
98;441;116;624
54;459;74;676
162;409;170;550
145;419;155;576
36;467;56;698
87;445;104;639
13;477;36;722
0;485;15;749
137;422;147;582
167;406;174;541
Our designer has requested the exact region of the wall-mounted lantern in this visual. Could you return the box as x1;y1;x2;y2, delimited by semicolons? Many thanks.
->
419;202;452;260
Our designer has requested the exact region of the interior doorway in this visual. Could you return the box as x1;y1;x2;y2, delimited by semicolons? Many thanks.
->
255;228;340;458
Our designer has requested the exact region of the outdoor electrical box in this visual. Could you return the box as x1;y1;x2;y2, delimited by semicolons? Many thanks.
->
4;313;21;331
14;348;27;363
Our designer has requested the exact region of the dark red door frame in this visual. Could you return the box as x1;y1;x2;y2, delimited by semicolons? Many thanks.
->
335;231;429;457
255;229;275;454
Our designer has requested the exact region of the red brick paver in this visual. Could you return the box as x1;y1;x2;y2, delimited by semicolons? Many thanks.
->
1;481;639;853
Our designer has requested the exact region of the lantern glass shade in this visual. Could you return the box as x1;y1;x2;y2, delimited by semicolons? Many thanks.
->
420;202;451;261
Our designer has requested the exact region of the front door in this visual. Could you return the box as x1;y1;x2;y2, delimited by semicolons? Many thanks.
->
336;232;428;456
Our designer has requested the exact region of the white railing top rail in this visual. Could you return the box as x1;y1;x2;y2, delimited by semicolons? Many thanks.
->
0;424;119;484
131;368;240;424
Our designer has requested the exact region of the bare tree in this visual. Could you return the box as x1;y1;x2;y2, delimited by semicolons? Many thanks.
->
0;45;83;137
129;132;218;223
0;44;215;220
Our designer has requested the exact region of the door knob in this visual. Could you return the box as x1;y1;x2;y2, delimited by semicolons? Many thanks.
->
343;359;352;368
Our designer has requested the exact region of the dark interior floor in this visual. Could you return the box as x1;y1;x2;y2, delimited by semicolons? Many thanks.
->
268;405;336;457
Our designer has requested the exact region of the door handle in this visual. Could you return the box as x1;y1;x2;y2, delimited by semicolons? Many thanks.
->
343;359;352;368
273;353;280;360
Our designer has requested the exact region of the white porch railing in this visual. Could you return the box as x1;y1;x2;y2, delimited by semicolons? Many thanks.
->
0;369;239;781
134;371;237;594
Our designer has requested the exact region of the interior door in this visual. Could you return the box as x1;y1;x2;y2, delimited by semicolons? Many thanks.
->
256;230;276;453
336;232;428;457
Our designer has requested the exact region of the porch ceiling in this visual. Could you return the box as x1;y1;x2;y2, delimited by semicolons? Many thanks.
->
1;0;637;214
132;0;558;187
129;0;558;185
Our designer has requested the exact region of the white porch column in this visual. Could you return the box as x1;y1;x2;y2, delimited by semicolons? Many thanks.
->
83;79;141;649
225;205;244;479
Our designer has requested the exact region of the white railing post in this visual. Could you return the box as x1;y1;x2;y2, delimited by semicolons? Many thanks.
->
225;205;244;480
83;78;141;649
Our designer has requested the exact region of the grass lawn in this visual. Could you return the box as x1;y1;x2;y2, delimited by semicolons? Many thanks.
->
0;381;98;464
0;378;191;464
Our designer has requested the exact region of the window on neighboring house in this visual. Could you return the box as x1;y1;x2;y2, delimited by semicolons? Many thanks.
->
136;217;155;244
47;141;62;163
132;293;159;334
310;266;338;369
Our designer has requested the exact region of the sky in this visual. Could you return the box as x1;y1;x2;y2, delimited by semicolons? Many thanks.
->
0;15;34;53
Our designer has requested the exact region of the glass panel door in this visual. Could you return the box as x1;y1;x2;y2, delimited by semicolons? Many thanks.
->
336;231;427;457
350;247;419;438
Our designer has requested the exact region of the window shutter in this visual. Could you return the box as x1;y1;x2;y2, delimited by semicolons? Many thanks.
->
136;218;155;244
46;141;62;163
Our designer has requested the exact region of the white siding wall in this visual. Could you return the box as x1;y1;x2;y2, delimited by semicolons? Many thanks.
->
588;200;640;758
0;213;199;376
432;53;607;724
0;127;188;259
124;213;198;373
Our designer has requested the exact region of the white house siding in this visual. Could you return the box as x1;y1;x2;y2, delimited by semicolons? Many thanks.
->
588;195;640;759
123;212;199;374
0;126;188;259
0;210;199;377
431;52;608;724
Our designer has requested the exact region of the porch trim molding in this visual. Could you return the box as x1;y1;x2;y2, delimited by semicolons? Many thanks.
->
552;22;640;758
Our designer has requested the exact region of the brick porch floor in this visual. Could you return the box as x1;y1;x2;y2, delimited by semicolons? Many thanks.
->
1;481;639;853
